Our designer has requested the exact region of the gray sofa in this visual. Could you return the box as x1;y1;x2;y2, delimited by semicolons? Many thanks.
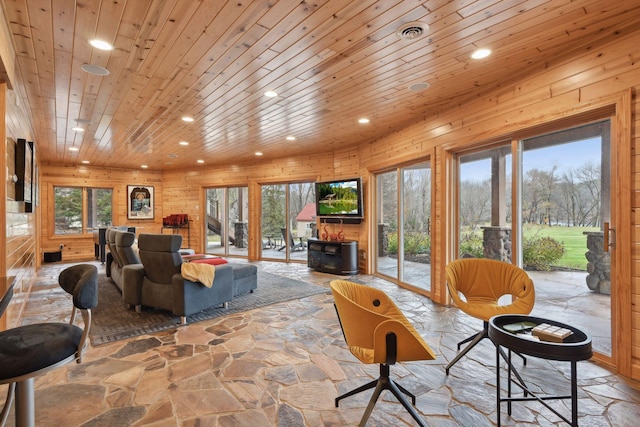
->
106;228;140;292
122;233;257;324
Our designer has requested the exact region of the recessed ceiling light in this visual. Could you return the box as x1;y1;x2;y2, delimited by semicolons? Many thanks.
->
255;152;263;156
181;116;194;122
471;48;492;59
197;159;205;164
89;39;113;51
81;64;110;76
141;165;148;169
81;160;90;164
358;118;370;124
286;136;296;141
179;141;189;146
69;147;79;152
72;127;84;132
264;91;278;98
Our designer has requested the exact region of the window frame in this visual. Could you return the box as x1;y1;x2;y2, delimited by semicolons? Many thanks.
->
53;185;113;235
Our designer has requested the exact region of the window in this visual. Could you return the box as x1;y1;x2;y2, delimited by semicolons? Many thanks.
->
54;186;113;234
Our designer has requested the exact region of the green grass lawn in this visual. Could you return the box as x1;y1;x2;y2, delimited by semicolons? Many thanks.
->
523;224;599;270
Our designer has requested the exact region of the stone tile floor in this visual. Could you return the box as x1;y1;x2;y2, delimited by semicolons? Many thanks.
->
2;260;639;426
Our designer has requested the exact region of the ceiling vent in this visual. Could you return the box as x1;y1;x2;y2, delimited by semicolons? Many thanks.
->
396;21;429;41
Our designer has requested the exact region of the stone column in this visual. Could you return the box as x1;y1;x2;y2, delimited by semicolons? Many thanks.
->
234;221;248;248
482;226;511;262
584;231;611;294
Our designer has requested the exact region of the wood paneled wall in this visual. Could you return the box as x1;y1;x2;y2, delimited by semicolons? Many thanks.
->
2;87;37;329
2;5;38;330
39;165;164;261
161;154;368;259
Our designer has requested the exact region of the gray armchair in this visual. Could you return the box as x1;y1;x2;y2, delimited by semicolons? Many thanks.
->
105;228;118;277
106;228;140;293
123;233;234;324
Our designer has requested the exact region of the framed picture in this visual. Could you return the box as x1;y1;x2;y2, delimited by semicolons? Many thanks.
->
127;185;154;219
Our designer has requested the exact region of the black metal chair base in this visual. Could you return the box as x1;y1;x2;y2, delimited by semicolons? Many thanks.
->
445;321;528;375
335;364;427;427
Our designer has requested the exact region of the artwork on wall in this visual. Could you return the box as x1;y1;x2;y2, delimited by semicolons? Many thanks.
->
127;185;154;219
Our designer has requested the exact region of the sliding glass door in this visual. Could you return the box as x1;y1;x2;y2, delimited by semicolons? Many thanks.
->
261;182;315;262
204;186;248;257
376;161;431;293
520;122;611;356
455;120;612;357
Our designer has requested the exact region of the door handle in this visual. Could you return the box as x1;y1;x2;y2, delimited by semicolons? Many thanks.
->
603;222;615;252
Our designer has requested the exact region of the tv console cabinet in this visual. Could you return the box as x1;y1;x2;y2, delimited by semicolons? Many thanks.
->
307;238;358;275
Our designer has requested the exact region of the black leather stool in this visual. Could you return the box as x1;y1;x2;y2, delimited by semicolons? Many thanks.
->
0;264;98;427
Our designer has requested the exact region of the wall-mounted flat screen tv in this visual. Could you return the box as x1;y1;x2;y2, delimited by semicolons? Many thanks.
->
315;177;363;218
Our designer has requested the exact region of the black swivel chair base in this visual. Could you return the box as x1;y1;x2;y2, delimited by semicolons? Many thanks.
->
335;363;427;427
445;321;528;382
445;324;489;375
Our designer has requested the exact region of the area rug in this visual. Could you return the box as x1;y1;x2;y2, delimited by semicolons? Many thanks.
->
90;271;329;345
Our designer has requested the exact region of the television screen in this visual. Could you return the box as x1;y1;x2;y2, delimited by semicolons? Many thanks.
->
315;178;363;218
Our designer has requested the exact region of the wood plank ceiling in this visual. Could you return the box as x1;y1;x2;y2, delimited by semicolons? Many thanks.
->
2;0;639;171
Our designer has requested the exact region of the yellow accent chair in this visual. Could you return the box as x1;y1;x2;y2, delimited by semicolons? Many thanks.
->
330;280;436;427
444;258;535;374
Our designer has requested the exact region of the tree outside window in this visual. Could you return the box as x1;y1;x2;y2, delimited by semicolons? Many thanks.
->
54;186;112;234
88;188;113;228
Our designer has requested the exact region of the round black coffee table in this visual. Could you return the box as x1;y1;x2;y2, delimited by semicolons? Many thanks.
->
489;314;592;427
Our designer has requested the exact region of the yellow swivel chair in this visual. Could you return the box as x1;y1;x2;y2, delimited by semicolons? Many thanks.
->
330;280;436;427
444;258;535;375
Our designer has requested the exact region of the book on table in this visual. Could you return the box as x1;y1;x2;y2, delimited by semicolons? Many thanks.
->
531;323;573;342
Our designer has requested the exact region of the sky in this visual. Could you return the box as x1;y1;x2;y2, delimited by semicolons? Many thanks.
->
460;137;601;181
